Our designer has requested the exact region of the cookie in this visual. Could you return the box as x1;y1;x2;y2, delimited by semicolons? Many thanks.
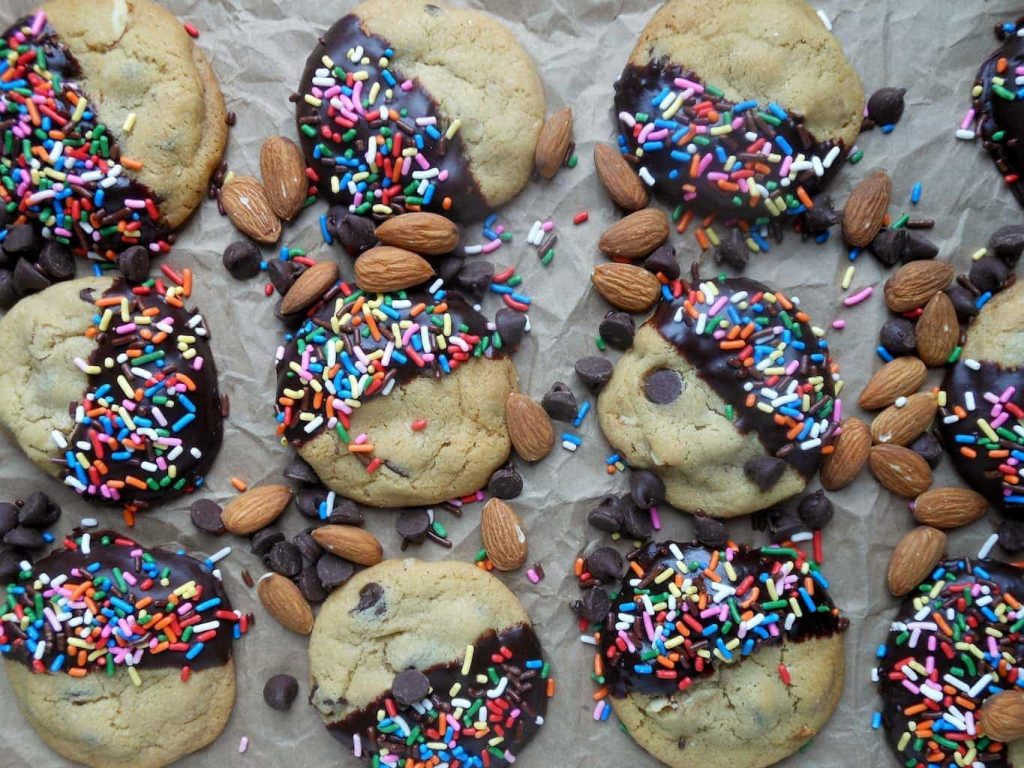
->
590;540;846;768
295;0;545;222
939;280;1024;518
597;275;841;517
613;0;863;221
275;283;517;507
308;558;551;765
0;2;227;291
0;274;223;507
874;557;1024;768
1;529;244;768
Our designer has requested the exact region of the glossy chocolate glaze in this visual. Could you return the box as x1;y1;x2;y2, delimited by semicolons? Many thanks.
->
1;530;234;673
330;623;547;765
974;19;1024;207
295;14;488;222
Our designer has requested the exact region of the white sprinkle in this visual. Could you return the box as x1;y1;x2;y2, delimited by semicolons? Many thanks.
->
964;358;981;371
894;396;908;408
50;430;68;450
977;533;999;560
238;736;249;754
80;518;98;528
955;128;977;141
207;546;231;565
816;8;833;30
561;440;578;452
638;167;656;186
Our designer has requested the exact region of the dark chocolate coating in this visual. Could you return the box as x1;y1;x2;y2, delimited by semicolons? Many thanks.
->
974;18;1024;207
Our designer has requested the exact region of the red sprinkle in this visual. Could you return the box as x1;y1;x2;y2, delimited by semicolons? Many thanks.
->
573;210;589;225
778;663;792;685
184;22;200;38
411;419;428;431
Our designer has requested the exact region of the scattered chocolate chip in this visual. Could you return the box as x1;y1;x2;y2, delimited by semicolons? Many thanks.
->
575;356;614;391
0;547;25;580
296;565;328;603
296;489;365;524
17;492;56;528
907;434;942;469
797;490;834;529
997;518;1024;552
250;529;285;557
437;255;464;284
643;244;680;280
743;456;787;491
225;111;237;126
587;495;624;533
586;546;624;583
901;231;939;263
0;503;17;536
879;318;917;356
316;553;356;590
267;260;303;295
266;541;302;577
283;455;320;485
804;195;840;235
630;469;665;508
572;587;611;624
327;500;365;526
0;269;16;309
12;259;50;296
263;674;299;711
541;382;578;422
768;507;807;541
866;87;907;126
2;224;40;259
351;582;385;614
3;526;45;550
292;532;321;567
713;228;749;271
114;245;150;283
189;499;225;535
945;285;980;322
241;569;255;588
456;260;494;298
392;669;432;707
599;311;635;350
222;241;262;280
969;255;1009;294
989;224;1024;267
331;210;377;256
36;242;74;281
869;228;907;268
693;512;728;549
487;465;523;500
494;308;527;347
396;509;431;543
620;498;653;540
644;368;683;404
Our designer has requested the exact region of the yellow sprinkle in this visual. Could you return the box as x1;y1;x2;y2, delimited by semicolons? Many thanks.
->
128;666;142;687
445;119;462;140
841;265;855;290
303;94;323;108
971;247;988;261
71;98;87;124
461;645;474;676
705;227;720;247
122;112;137;134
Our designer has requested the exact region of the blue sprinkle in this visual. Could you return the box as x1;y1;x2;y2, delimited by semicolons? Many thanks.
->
910;182;922;205
876;346;894;363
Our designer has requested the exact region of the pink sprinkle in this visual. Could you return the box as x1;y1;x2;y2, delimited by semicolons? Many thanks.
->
842;286;874;306
649;505;661;531
238;736;248;753
526;569;539;584
960;109;976;130
831;319;846;329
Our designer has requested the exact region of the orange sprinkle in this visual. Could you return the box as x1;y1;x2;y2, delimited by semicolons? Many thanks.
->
231;477;248;492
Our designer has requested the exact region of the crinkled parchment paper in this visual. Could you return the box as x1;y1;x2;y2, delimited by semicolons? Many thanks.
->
1;0;1021;766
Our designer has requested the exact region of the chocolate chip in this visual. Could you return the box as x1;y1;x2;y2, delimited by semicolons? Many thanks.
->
0;503;17;536
189;499;225;535
495;308;527;348
768;507;807;541
437;256;464;284
2;224;40;259
997;518;1024;552
644;369;683;404
869;228;907;268
620;498;653;540
797;490;834;529
396;509;430;543
879;318;917;356
296;565;328;603
643;244;679;279
630;469;665;508
456;260;494;298
804;195;841;235
17;492;56;528
292;532;321;567
910;433;943;468
575;356;614;391
296;488;327;518
316;553;356;590
283;455;320;485
3;526;45;550
250;529;285;557
352;582;385;614
12;259;50;296
989;224;1024;267
263;674;299;711
116;245;151;283
487;465;523;499
392;670;431;707
945;285;980;322
586;546;624;583
693;512;728;549
0;269;16;309
266;541;302;577
541;382;578;422
743;456;787;491
222;241;261;280
326;499;365;526
330;210;377;256
37;242;74;281
572;587;611;624
714;228;749;271
866;87;907;126
0;547;26;580
969;255;1009;294
901;231;939;263
268;260;304;295
587;494;625;533
599;311;635;350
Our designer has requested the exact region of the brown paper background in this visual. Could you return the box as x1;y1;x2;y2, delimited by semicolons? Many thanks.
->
1;0;1020;766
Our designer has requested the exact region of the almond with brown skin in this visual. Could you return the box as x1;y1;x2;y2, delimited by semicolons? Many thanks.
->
591;263;661;312
311;525;383;566
354;246;435;292
257;573;314;634
221;484;293;534
281;260;339;314
869;444;933;497
260;136;308;221
374;212;460;256
594;143;648;211
506;392;554;462
980;691;1024;742
221;176;281;244
481;498;528;571
870;392;937;446
887;525;946;596
858;357;928;410
820;417;871;490
842;170;891;246
884;261;956;312
911;487;989;529
598;208;670;260
534;107;573;180
915;292;959;366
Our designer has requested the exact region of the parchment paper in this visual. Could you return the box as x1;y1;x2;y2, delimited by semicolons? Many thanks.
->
1;1;1019;766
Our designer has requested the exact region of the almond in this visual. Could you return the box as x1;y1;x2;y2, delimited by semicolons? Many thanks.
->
858;357;928;410
594;143;648;211
884;261;956;312
506;392;554;462
311;525;383;566
887;525;946;596
374;212;460;256
591;263;661;312
481;498;528;571
534;107;573;180
281;260;339;315
820;417;871;490
915;292;959;366
221;484;293;534
257;573;314;634
842;170;891;246
221;176;281;244
598;208;669;260
911;487;989;529
870;392;937;446
354;246;435;292
260;136;308;221
980;690;1024;742
869;444;933;497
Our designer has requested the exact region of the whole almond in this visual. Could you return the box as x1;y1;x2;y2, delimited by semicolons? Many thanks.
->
481;498;528;571
281;260;339;314
311;525;383;566
858;357;928;410
884;261;956;312
599;208;669;260
869;444;933;497
534;107;573;180
842;170;891;246
374;212;460;256
915;292;959;366
594;143;648;211
506;392;554;462
870;392;937;446
821;417;871;490
354;246;435;292
887;525;946;596
980;691;1024;742
591;263;661;312
257;573;314;634
221;176;281;244
221;485;293;534
911;487;989;529
260;136;308;221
